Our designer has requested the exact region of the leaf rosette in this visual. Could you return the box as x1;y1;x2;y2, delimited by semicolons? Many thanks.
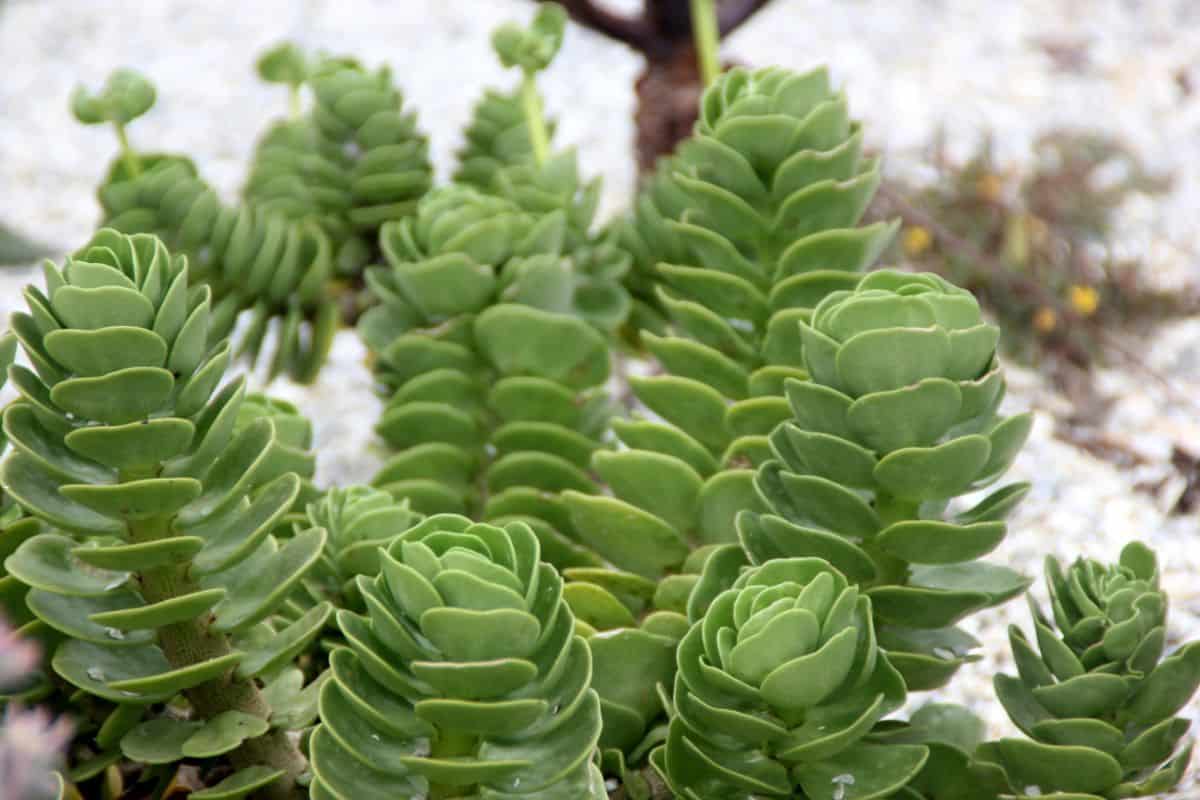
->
280;485;423;622
979;542;1200;799
310;513;606;799
655;557;926;799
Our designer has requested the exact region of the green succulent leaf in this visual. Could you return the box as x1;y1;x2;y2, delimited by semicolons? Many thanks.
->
792;742;929;800
120;717;204;764
492;3;567;73
182;711;271;759
256;41;310;86
190;766;286;800
72;69;156;125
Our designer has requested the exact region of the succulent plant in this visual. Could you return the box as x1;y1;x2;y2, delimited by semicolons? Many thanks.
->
243;116;360;271
457;2;629;311
73;70;340;384
360;184;625;568
241;47;361;270
13;15;1199;800
309;514;607;799
978;542;1200;798
556;65;899;763
455;87;555;191
1;229;329;797
455;2;566;194
244;44;434;278
565;64;897;601
307;55;433;243
281;485;423;622
619;65;895;341
718;269;1034;691
653;557;926;799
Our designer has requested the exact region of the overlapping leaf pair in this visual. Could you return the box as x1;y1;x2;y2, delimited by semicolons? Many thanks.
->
310;514;606;799
1;230;328;798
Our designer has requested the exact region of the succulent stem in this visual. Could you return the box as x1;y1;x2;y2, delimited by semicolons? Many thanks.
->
288;84;301;119
867;493;917;585
127;515;307;799
689;0;720;86
520;70;549;165
113;122;141;177
428;730;480;798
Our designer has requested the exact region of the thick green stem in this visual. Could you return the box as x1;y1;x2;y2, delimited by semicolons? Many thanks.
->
113;122;141;177
129;515;307;799
429;731;479;799
288;85;301;119
689;0;721;87
866;493;917;588
520;71;549;166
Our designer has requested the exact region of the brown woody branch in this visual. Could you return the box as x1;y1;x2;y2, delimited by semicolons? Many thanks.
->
548;1;776;54
718;0;773;34
554;0;654;51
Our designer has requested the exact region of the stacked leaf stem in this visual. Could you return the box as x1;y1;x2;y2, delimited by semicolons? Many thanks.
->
2;230;330;798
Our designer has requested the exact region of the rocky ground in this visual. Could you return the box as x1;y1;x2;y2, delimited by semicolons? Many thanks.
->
2;0;1199;794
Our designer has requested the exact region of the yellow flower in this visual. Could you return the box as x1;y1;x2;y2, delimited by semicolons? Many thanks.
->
1033;306;1058;333
902;225;933;257
1068;285;1100;316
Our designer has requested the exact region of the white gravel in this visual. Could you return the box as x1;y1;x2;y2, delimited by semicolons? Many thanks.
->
2;0;1199;794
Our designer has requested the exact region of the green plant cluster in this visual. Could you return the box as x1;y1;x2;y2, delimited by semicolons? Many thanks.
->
71;52;433;384
2;5;1198;800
